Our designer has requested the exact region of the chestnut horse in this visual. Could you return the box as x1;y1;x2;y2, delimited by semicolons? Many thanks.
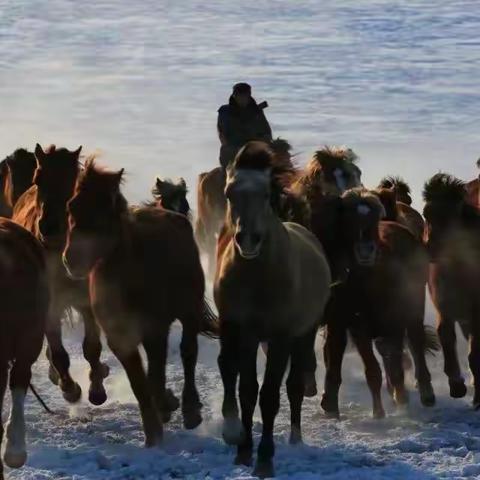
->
12;144;109;405
0;219;49;479
215;142;331;478
424;173;480;407
196;138;295;279
377;176;424;240
0;149;37;218
63;160;217;445
320;188;435;418
150;176;190;216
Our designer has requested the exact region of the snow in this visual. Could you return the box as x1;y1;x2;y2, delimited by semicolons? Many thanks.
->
1;0;480;478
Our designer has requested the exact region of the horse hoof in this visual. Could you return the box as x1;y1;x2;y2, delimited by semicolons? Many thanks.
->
304;372;318;398
421;393;436;407
3;449;27;469
321;394;340;419
89;387;107;406
183;407;203;430
253;459;274;479
62;382;82;403
449;379;467;398
144;433;163;448
289;426;303;445
394;390;409;407
222;417;245;446
234;451;253;467
164;389;180;412
48;366;60;386
373;407;386;419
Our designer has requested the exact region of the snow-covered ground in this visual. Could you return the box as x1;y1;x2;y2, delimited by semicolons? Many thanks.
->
5;313;479;480
1;0;480;478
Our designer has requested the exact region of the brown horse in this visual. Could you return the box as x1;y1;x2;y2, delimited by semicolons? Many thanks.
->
196;138;295;279
377;176;425;240
12;144;109;405
62;159;217;445
423;173;480;407
320;188;435;418
0;219;49;479
150;176;190;216
215;142;331;478
0;149;37;218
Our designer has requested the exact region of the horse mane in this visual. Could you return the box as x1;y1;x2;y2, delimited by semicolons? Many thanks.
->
342;187;386;219
423;173;466;204
378;175;411;195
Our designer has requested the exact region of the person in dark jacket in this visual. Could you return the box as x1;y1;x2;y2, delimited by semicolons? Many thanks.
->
217;83;273;168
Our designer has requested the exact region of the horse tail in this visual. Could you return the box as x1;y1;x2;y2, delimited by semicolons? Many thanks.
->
424;325;441;354
199;298;219;338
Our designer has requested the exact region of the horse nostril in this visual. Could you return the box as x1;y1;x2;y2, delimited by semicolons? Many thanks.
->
251;233;262;246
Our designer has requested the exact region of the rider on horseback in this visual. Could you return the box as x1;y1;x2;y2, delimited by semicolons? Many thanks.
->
217;83;273;169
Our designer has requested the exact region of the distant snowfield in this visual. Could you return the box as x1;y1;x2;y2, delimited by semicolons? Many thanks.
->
1;0;480;478
4;318;479;480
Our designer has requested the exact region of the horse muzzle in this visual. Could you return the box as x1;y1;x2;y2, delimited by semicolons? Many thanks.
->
354;241;377;267
62;252;89;280
234;231;262;260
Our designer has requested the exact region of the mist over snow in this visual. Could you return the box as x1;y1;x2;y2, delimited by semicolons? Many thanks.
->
1;1;480;478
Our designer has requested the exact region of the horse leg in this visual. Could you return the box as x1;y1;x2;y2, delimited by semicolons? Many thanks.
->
407;322;435;407
469;328;480;409
46;315;81;403
78;305;109;406
286;333;310;445
376;336;409;407
321;323;347;418
437;315;466;398
0;361;7;480
254;339;290;479
235;336;258;467
179;318;202;430
351;330;385;418
218;321;242;445
109;342;162;447
303;327;318;398
143;326;178;425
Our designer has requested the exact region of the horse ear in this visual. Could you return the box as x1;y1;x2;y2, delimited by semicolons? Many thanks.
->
73;146;83;158
156;177;163;189
34;143;45;164
178;177;187;190
115;168;124;187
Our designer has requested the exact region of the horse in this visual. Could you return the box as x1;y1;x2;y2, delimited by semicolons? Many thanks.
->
465;159;480;208
196;138;295;279
150;176;190;216
215;141;331;478
319;188;436;418
12;144;109;405
377;176;425;240
62;159;218;446
0;149;37;218
423;173;480;407
0;219;49;479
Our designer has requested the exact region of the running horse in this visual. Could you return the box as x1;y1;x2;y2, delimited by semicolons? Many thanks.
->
62;159;217;445
150;176;190;216
215;141;331;478
12;144;109;405
424;173;480;407
0;219;49;479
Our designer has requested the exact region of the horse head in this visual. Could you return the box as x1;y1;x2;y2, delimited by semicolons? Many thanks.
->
63;158;126;279
378;175;412;206
152;177;190;216
33;143;82;246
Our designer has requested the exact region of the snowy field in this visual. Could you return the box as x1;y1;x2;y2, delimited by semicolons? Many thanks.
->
1;0;480;478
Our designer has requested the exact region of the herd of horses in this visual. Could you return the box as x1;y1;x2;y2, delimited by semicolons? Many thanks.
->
0;140;479;478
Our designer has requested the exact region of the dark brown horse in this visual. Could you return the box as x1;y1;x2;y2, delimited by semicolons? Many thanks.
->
0;218;49;479
62;160;217;446
424;173;480;407
215;142;331;478
151;176;190;216
196;138;295;279
377;176;424;240
12;144;109;405
320;188;435;418
0;149;37;218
